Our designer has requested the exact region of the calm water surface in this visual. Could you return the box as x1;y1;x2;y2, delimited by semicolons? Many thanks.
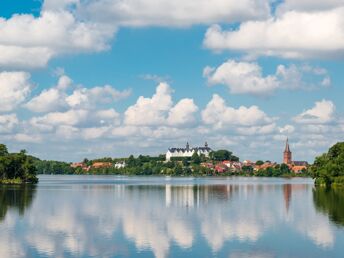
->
1;175;344;258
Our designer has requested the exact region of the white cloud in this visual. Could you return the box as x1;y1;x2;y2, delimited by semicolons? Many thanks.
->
14;133;42;143
204;60;331;95
204;60;278;95
0;71;32;112
124;83;199;127
0;114;18;133
277;0;344;13
25;88;66;113
294;100;335;124
25;75;130;113
77;0;271;27
167;99;198;126
203;7;344;59
201;94;274;129
66;85;131;109
30;109;89;127
279;125;295;134
0;11;116;68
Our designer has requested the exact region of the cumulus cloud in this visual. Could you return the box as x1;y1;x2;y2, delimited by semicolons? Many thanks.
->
0;10;116;68
167;99;198;126
66;85;131;109
294;100;335;124
0;71;32;112
124;82;198;127
204;60;331;95
0;114;19;133
25;88;67;113
203;7;344;59
277;0;344;13
204;60;278;95
77;0;271;27
201;94;274;129
25;75;130;113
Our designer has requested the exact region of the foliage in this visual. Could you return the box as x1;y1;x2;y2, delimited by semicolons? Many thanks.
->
255;160;264;165
35;160;75;175
311;142;344;186
0;145;38;184
209;150;239;162
313;187;344;226
0;185;36;221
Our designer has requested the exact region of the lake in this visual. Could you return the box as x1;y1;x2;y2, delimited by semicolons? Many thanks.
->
1;175;344;258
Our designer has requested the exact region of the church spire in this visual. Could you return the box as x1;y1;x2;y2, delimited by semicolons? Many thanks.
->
283;138;292;164
284;138;290;152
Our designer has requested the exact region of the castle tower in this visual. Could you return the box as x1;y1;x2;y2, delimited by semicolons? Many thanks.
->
283;138;292;164
186;142;190;150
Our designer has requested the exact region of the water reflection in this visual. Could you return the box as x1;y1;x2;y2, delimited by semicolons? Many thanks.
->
0;176;343;258
313;187;344;227
0;185;36;221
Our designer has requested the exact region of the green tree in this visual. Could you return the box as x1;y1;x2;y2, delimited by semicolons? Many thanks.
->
0;144;8;156
311;142;344;186
210;150;238;161
191;152;201;165
255;160;264;165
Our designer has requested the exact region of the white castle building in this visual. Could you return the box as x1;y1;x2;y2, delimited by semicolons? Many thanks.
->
166;142;212;161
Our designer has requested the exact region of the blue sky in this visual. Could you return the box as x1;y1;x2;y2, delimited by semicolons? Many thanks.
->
0;0;343;162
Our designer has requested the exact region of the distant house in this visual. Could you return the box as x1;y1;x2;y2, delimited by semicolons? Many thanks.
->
114;161;126;169
254;162;276;171
71;162;90;171
92;162;112;169
292;161;309;166
201;162;214;169
291;165;307;174
214;164;228;173
71;162;84;168
222;161;242;172
242;160;254;166
166;142;212;161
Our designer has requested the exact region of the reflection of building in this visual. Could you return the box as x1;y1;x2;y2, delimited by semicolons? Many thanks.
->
165;184;233;208
166;142;212;161
283;184;292;212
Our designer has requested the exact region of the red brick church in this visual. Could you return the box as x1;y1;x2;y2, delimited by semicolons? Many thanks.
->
283;138;308;173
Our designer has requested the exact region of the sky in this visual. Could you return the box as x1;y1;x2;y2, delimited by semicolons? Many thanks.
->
0;0;343;162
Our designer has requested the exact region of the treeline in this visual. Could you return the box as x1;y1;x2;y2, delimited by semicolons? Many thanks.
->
0;144;38;184
35;160;75;175
311;142;344;186
75;150;239;176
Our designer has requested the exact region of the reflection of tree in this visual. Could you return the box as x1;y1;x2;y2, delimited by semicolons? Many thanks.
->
313;187;344;227
0;185;37;221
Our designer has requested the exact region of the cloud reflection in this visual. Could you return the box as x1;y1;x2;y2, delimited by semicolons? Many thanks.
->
0;178;340;258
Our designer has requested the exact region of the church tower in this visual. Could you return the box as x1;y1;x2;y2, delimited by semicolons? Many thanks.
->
283;138;292;164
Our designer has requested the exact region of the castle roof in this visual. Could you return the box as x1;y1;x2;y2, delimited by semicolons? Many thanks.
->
168;146;212;153
168;142;212;153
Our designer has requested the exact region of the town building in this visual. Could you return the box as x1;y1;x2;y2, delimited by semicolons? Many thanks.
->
282;138;308;171
114;161;126;169
283;138;292;164
92;162;112;169
166;142;212;161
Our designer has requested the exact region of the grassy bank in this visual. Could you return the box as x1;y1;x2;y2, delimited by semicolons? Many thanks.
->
0;178;24;185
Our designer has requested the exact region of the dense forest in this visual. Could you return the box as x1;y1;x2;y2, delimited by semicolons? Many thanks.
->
0;144;38;184
311;142;344;186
